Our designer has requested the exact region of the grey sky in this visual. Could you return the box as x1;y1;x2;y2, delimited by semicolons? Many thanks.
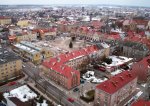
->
1;0;150;7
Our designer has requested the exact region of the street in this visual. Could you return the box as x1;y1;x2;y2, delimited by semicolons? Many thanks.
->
22;62;82;106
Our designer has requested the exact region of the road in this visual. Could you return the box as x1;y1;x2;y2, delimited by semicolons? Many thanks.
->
22;62;82;106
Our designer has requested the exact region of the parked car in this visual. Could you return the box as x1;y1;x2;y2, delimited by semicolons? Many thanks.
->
73;88;79;92
67;98;75;102
80;79;85;84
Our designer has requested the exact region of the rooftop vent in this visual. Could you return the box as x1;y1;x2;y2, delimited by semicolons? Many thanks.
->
128;73;132;77
104;85;106;88
52;62;56;66
61;66;65;70
111;81;117;87
119;76;124;81
57;57;61;62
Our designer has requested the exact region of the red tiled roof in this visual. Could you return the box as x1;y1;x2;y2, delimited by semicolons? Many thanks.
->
43;45;99;78
131;99;150;106
108;34;121;40
91;20;104;28
0;16;11;19
8;35;16;40
96;71;137;94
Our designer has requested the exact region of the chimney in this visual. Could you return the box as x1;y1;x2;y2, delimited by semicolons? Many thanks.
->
61;66;65;70
57;57;61;62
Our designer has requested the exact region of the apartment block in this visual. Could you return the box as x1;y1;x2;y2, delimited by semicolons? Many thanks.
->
0;48;22;83
94;71;137;106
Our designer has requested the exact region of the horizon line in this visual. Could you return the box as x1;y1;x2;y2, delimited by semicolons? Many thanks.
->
0;4;150;8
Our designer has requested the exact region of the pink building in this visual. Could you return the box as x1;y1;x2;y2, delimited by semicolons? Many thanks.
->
94;71;137;106
131;99;150;106
42;45;103;90
132;55;150;82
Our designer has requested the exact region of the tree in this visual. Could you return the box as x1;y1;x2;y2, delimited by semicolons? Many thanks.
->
103;58;112;64
69;42;73;48
71;37;76;41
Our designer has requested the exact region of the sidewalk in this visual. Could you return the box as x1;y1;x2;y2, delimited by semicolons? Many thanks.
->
28;82;58;106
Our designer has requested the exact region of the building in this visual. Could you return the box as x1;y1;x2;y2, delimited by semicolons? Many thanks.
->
15;32;37;42
123;41;149;60
0;16;11;25
3;85;40;106
131;55;150;82
0;48;22;83
17;20;29;28
131;99;150;106
32;28;57;39
42;45;109;89
94;71;137;106
13;41;53;64
20;41;53;58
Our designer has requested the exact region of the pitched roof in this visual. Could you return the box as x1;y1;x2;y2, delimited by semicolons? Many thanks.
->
43;45;99;78
0;16;11;19
96;71;137;94
131;99;150;106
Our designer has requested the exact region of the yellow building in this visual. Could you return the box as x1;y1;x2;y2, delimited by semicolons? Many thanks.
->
20;41;53;58
13;43;41;64
0;16;11;25
13;41;53;64
0;48;22;83
16;32;37;42
17;20;29;28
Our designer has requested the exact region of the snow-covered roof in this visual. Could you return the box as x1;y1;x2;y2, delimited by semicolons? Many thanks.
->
14;43;37;54
3;85;37;102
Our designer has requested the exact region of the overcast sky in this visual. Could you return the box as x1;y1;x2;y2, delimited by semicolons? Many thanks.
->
1;0;150;7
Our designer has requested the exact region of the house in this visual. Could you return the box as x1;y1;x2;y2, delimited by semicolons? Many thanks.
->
94;71;137;106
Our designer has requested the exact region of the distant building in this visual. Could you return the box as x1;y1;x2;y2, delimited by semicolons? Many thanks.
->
0;48;22;83
32;28;57;39
132;55;150;82
94;71;137;106
15;32;37;42
17;20;29;28
0;16;11;25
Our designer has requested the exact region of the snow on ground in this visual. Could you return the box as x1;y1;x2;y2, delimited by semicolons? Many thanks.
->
141;83;147;87
41;100;48;106
82;71;108;83
37;100;48;106
3;85;37;102
105;56;132;68
111;69;124;75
